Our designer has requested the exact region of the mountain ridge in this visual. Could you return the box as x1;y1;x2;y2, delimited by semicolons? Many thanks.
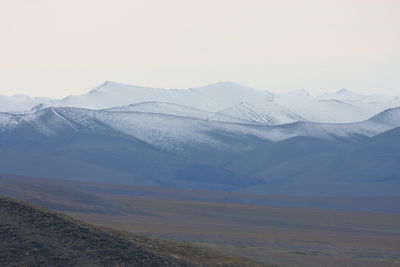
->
0;106;399;195
1;106;399;151
2;81;399;125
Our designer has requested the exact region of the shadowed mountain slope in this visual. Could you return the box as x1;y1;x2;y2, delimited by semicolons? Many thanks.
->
0;107;399;195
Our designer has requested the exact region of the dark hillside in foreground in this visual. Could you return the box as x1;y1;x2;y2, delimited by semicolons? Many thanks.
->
0;196;266;267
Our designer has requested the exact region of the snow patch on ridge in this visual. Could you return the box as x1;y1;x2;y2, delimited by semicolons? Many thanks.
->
217;102;305;125
2;107;399;153
106;102;247;123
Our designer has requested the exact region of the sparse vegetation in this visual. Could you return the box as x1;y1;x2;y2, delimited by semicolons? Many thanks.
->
1;176;399;266
0;196;267;267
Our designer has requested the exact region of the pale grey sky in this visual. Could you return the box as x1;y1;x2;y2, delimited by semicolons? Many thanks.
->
0;0;399;98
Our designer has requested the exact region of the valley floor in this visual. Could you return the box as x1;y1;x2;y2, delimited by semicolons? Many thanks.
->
65;195;400;267
1;175;399;266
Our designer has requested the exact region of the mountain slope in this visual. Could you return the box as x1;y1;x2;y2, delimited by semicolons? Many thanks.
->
190;82;273;109
50;82;399;124
315;89;400;121
0;94;53;113
2;81;399;125
0;196;262;267
44;81;274;112
274;91;368;123
237;126;400;196
0;108;399;195
107;101;247;123
217;102;305;125
5;107;400;150
0;109;189;184
316;89;364;102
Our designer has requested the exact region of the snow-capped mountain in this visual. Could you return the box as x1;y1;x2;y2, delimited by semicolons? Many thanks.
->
1;106;399;152
1;81;399;126
273;88;400;123
1;81;399;196
106;102;247;123
1;105;399;195
44;81;274;112
273;89;365;123
275;97;367;123
189;82;273;109
45;82;400;124
316;89;365;102
0;94;54;113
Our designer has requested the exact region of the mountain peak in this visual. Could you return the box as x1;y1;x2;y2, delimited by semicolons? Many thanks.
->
210;81;245;87
198;81;255;91
278;89;312;98
336;88;351;94
194;81;274;104
90;81;129;93
101;81;115;87
293;88;311;96
317;89;364;102
11;94;30;99
335;88;362;96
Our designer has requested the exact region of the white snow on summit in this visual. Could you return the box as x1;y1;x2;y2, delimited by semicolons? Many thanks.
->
0;94;53;113
317;89;364;102
273;90;366;123
1;81;399;125
57;81;215;110
217;102;305;125
46;81;273;112
107;102;247;123
190;82;274;109
2;107;399;152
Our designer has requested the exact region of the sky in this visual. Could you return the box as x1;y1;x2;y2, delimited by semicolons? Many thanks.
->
0;0;399;98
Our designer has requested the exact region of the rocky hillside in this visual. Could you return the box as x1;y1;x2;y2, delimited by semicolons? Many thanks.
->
0;196;266;267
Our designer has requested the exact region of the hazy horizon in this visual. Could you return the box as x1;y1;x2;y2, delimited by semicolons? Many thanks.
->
1;80;399;99
1;0;399;98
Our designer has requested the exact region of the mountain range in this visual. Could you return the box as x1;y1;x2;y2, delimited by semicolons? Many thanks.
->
2;81;400;124
0;81;399;196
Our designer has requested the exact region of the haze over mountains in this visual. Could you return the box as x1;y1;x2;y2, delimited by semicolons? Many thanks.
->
0;81;399;196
